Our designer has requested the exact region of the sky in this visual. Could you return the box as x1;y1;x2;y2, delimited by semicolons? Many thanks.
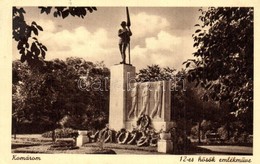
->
13;7;201;70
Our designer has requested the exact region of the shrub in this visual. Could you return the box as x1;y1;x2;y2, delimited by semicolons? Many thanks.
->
48;138;79;150
42;128;79;139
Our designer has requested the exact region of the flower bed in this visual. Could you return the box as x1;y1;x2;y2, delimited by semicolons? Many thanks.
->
42;128;79;139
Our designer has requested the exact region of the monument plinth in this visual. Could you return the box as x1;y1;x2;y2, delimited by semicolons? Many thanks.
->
109;64;136;131
109;64;175;132
125;81;174;132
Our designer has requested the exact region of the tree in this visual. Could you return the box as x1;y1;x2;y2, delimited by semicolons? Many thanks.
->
12;61;31;138
12;58;110;140
13;7;97;66
64;57;110;130
136;65;176;82
185;7;253;134
12;59;68;140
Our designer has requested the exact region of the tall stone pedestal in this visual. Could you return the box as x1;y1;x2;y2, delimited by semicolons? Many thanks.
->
109;64;136;131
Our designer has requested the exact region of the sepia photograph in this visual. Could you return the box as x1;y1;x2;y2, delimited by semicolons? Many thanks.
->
0;1;258;163
10;6;253;157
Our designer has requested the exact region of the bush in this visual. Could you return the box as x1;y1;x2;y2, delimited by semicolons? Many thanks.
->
224;132;253;146
217;126;228;140
48;139;79;150
42;128;79;139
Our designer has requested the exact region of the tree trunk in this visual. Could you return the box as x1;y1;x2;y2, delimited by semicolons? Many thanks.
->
52;129;56;142
13;119;17;140
198;121;201;144
227;121;230;140
14;128;17;140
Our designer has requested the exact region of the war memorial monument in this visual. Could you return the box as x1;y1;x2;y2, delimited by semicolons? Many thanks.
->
77;9;176;153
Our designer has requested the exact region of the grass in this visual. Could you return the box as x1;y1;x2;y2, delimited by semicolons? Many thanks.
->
11;134;253;155
11;134;159;154
83;142;157;152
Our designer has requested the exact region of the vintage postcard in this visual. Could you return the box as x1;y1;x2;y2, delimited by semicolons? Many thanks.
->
0;0;259;164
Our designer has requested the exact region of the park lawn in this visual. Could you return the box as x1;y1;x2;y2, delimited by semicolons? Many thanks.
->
11;134;253;155
13;145;160;154
11;134;159;154
83;142;157;152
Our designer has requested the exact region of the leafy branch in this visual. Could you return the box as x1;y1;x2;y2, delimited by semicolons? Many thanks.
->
13;7;97;67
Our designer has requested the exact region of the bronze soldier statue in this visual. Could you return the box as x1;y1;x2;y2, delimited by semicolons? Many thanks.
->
118;21;132;64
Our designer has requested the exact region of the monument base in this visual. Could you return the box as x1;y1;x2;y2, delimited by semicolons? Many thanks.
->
157;140;173;153
125;121;176;132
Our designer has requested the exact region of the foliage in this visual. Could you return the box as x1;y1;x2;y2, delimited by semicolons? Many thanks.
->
12;58;110;135
12;59;68;129
136;65;176;82
13;7;97;66
217;125;228;140
185;7;253;132
42;128;78;138
39;7;97;19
